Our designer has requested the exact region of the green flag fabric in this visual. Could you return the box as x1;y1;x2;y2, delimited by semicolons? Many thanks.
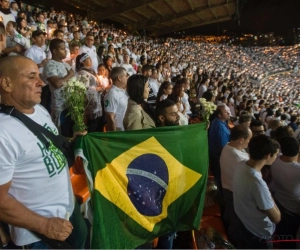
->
75;123;208;249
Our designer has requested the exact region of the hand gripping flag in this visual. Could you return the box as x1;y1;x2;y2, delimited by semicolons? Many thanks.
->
75;123;208;249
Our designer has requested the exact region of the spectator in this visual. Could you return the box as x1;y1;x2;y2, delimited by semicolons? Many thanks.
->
123;74;155;130
156;81;173;103
43;38;74;136
208;106;231;191
232;135;280;249
25;30;48;75
250;120;265;137
104;67;128;131
271;136;300;249
220;125;252;231
76;53;104;132
79;33;98;72
0;0;15;27
0;56;87;248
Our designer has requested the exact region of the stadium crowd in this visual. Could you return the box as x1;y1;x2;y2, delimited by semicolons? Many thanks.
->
0;0;299;249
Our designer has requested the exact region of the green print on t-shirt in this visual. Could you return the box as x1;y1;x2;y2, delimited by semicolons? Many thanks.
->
37;141;67;178
36;123;67;178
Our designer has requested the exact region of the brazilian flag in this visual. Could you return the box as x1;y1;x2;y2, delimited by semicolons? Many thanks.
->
75;123;208;249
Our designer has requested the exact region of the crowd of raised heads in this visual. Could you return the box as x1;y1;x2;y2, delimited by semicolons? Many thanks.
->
1;0;300;128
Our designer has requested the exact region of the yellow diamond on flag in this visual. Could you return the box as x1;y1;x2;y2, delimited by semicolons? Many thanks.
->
95;136;202;232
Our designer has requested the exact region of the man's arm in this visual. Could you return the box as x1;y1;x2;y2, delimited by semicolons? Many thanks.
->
0;181;73;241
105;112;116;131
47;68;74;89
263;205;281;224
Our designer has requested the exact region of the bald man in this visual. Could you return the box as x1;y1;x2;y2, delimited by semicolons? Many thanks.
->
0;56;87;248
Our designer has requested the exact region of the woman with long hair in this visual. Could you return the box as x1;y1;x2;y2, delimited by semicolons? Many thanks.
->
103;55;113;79
156;81;173;104
76;53;104;132
123;75;156;130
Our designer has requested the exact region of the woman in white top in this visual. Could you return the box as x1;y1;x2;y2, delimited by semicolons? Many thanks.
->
156;81;173;104
76;53;104;132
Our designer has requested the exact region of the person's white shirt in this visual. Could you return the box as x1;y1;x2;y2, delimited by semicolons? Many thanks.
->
271;155;300;215
25;45;46;74
0;104;74;246
233;161;275;238
197;84;207;99
104;84;128;131
220;144;249;192
148;78;160;97
0;10;15;27
79;44;98;72
182;92;191;115
121;63;136;76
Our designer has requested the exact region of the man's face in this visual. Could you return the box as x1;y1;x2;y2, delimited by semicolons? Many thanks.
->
56;32;64;40
32;34;45;47
85;36;94;47
160;105;180;126
54;43;67;60
11;2;18;10
117;70;128;88
251;126;265;137
37;14;44;23
266;149;279;165
71;46;79;56
1;0;10;9
123;54;129;63
218;107;230;121
6;59;44;108
73;31;80;40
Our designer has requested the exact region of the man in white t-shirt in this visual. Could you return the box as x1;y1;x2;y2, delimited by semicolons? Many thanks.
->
0;0;15;27
25;30;48;75
231;135;280;249
220;125;251;230
121;53;136;76
271;136;300;249
79;33;98;72
104;67;128;131
0;56;87;248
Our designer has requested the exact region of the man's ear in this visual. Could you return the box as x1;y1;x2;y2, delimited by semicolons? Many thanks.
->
0;77;13;93
158;115;165;124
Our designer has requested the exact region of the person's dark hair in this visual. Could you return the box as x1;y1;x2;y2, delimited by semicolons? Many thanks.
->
141;64;152;73
49;38;65;54
111;67;126;82
69;42;79;51
274;126;294;142
279;136;299;157
290;115;297;123
248;134;280;160
202;90;214;102
178;77;188;85
280;114;287;121
275;110;281;117
156;81;172;104
156;99;176;120
230;124;251;141
250;119;263;128
53;29;64;38
75;53;89;72
127;75;148;104
238;114;252;124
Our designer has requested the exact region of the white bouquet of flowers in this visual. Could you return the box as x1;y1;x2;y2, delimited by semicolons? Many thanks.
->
62;76;88;133
199;98;217;123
